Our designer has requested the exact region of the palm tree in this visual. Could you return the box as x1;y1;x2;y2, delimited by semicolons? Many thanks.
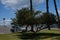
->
53;0;59;26
46;0;49;13
30;0;34;32
30;0;33;12
46;0;51;30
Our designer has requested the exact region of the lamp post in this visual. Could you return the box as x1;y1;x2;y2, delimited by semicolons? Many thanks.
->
3;18;5;33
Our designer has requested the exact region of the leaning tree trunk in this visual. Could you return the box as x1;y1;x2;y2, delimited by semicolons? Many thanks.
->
53;0;60;28
46;0;51;30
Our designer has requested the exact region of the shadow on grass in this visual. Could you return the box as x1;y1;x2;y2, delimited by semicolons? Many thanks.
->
16;32;60;40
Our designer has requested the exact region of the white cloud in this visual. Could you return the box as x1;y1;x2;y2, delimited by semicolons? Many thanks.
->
33;0;45;5
1;0;45;10
0;19;11;25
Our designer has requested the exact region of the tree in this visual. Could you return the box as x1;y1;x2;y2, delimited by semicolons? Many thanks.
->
26;10;41;32
46;0;49;13
16;8;30;31
30;0;34;32
16;8;30;25
40;13;56;30
11;18;17;32
15;8;41;32
11;18;17;26
53;0;60;28
46;0;52;30
30;0;33;12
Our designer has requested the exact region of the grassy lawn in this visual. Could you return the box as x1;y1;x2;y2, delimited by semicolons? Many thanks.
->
0;30;60;40
0;33;20;40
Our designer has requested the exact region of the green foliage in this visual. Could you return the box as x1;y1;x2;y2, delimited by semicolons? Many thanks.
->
15;8;41;26
11;18;17;26
40;12;56;25
11;8;41;32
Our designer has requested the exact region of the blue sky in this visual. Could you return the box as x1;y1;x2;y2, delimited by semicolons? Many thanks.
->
0;0;60;25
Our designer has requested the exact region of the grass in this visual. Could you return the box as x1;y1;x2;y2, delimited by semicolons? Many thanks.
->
0;33;20;40
0;30;60;40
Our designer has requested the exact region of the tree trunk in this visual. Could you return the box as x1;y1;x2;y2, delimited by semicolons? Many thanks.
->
53;0;60;28
26;25;28;31
46;0;49;13
14;27;16;32
26;27;27;31
54;0;59;21
30;0;34;32
47;24;51;30
46;0;51;30
36;25;38;32
31;25;34;32
30;0;33;12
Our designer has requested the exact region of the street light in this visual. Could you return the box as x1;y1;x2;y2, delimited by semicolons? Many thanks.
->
3;18;5;27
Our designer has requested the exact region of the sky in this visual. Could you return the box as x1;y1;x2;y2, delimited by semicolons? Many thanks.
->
0;0;60;25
